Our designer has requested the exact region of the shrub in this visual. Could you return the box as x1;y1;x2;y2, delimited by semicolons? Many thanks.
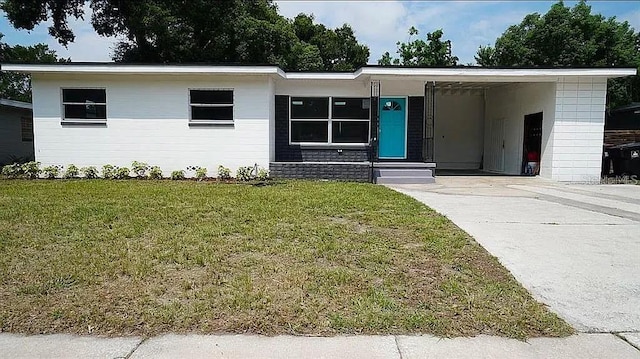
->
236;166;254;182
217;165;232;180
131;161;149;178
256;167;269;181
63;164;79;179
195;167;207;180
102;164;115;179
81;166;99;179
114;167;130;179
171;170;185;180
1;163;24;178
149;166;163;179
42;165;62;179
22;161;41;179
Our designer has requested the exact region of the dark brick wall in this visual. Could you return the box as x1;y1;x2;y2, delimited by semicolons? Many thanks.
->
270;162;371;182
407;97;424;162
275;95;371;162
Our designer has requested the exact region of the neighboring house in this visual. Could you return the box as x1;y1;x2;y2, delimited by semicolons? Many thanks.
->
0;63;635;182
604;102;640;148
0;98;34;165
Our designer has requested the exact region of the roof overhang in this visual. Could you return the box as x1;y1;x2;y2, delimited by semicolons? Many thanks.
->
1;63;636;82
0;64;284;77
0;98;32;110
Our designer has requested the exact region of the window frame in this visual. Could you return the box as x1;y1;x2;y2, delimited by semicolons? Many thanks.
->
289;96;371;146
60;87;108;124
188;88;234;125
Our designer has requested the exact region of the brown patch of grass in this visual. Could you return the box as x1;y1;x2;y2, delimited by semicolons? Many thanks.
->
0;180;573;338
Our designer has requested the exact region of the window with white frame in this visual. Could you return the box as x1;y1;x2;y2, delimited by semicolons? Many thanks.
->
189;89;234;123
62;88;107;122
290;97;370;144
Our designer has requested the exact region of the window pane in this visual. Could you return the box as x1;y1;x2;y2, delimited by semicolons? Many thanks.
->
291;121;328;142
21;117;33;142
332;98;370;119
291;97;329;119
332;121;369;143
64;104;107;119
191;106;233;121
190;90;233;105
63;89;106;103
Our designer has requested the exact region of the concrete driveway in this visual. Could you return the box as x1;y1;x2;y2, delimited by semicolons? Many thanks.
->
391;176;640;337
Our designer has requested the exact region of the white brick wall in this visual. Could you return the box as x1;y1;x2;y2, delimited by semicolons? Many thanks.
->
31;73;274;176
551;77;607;182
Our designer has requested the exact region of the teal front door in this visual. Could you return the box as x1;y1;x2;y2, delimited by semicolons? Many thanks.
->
378;97;406;159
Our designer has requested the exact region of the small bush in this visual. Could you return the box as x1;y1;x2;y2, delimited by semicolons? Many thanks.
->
63;164;79;179
149;166;163;179
236;166;254;182
171;170;185;180
217;165;232;180
1;163;24;178
81;166;99;179
22;161;41;179
256;167;269;181
102;164;115;179
195;167;207;180
42;165;62;179
131;161;149;178
114;167;130;179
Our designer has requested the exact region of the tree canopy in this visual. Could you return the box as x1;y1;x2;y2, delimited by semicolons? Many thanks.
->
1;0;369;71
0;34;68;102
378;27;458;66
475;0;640;108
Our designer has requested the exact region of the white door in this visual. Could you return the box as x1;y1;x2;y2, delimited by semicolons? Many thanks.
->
490;118;505;172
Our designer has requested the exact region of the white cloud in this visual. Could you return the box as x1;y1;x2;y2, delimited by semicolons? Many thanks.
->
276;0;512;64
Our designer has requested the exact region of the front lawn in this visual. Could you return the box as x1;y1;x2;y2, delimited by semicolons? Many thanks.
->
0;180;572;338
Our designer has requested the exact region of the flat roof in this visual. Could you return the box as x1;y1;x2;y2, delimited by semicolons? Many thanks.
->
0;63;636;81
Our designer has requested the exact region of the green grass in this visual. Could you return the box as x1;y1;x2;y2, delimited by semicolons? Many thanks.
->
0;180;573;338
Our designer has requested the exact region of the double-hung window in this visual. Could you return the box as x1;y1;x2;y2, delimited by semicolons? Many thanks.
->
290;96;370;144
189;89;234;124
62;88;107;123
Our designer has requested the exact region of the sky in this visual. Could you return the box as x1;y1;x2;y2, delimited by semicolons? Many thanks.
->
1;1;639;65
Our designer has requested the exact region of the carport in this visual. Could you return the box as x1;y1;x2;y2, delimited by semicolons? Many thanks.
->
366;67;635;182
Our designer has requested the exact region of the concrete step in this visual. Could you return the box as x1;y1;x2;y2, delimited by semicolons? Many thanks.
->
373;162;436;169
374;169;433;177
375;176;436;184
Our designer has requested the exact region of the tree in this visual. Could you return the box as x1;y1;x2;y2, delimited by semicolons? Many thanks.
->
0;34;69;102
292;14;369;71
475;1;640;108
378;27;458;66
1;0;370;71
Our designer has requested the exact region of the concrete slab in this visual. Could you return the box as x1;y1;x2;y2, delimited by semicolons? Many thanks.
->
397;333;640;359
391;178;640;332
620;332;640;350
129;334;400;359
0;333;141;359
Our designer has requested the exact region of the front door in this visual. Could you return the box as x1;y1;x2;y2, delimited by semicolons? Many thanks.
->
378;97;406;159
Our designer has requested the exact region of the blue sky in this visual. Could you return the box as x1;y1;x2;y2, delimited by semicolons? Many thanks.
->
1;1;639;64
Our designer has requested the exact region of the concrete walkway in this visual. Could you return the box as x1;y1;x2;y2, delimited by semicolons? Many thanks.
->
1;332;639;358
390;176;640;351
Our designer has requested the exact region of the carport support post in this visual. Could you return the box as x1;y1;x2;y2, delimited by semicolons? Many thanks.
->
424;81;435;162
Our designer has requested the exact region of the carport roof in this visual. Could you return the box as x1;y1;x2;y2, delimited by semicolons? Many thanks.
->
0;63;636;82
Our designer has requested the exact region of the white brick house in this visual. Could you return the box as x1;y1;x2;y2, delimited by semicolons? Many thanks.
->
0;63;635;182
